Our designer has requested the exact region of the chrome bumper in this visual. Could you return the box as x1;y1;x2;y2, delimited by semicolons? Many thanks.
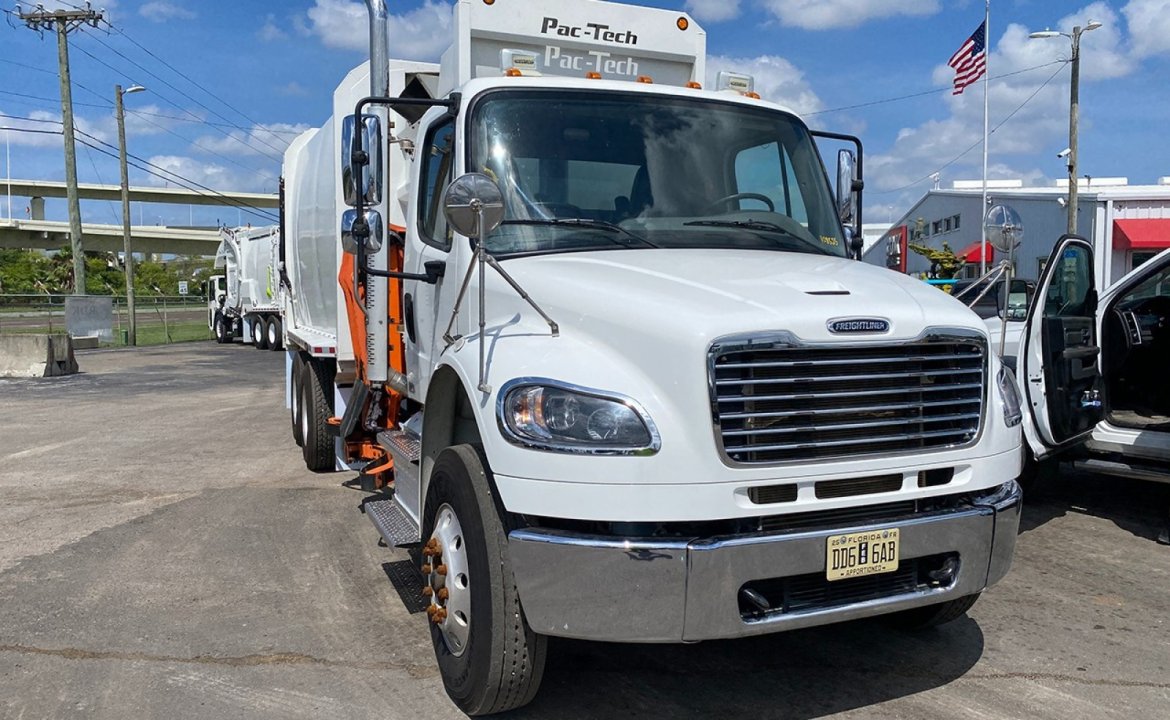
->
508;480;1021;643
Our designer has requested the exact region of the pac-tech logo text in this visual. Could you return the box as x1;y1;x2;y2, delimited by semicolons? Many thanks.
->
540;17;639;45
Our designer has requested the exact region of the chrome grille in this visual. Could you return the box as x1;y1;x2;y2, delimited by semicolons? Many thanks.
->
710;333;986;464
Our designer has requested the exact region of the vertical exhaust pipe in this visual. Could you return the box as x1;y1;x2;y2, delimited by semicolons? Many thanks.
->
362;0;390;384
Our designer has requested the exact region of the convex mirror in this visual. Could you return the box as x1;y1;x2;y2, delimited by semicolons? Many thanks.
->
985;204;1024;252
442;173;505;239
342;114;382;207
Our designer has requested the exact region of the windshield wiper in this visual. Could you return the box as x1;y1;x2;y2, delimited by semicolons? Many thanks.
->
682;219;829;255
501;218;659;249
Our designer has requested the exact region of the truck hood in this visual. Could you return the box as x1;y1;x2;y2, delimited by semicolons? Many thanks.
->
498;248;983;346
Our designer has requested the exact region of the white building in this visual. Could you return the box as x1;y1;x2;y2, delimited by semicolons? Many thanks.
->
865;178;1170;289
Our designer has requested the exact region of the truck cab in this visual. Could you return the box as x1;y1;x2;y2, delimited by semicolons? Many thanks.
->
1020;237;1170;481
281;1;1024;714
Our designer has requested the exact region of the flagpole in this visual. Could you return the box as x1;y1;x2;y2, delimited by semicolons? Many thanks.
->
980;0;991;277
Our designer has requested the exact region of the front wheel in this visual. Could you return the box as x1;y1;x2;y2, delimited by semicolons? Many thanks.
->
213;313;229;344
422;445;547;716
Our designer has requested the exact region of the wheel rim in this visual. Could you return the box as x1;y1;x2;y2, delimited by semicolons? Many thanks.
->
253;322;262;344
215;319;223;339
425;503;471;657
300;381;310;439
292;372;300;421
268;322;277;346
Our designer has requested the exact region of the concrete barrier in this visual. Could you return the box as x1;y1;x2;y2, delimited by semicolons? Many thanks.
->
0;335;80;378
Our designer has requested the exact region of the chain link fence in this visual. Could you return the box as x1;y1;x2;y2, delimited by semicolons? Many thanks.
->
0;294;212;346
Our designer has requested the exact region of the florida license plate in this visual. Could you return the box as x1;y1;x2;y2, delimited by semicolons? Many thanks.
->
826;528;900;581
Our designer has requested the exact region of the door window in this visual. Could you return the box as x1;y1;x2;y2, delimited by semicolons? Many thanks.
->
418;119;456;251
1044;244;1093;317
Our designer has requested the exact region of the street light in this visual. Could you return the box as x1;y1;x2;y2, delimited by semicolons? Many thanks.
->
116;83;146;346
1029;20;1102;235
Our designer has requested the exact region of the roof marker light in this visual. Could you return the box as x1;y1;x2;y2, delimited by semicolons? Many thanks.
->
636;75;654;84
716;71;755;95
744;91;761;99
585;71;602;80
686;81;702;89
677;17;689;31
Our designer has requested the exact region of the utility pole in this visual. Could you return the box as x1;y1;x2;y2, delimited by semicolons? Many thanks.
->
116;84;146;346
18;3;104;295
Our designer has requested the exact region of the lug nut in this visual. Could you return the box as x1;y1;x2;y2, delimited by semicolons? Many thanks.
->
422;586;433;597
421;564;432;574
436;564;448;576
437;587;449;601
432;608;447;623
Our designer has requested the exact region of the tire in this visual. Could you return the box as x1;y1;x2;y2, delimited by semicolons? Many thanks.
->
422;445;547;716
266;316;283;351
300;357;334;472
213;312;229;344
290;352;305;448
252;317;269;349
892;593;981;630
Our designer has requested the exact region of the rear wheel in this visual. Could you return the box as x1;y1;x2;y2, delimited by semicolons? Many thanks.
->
290;352;305;447
252;317;268;349
266;316;282;351
300;357;334;472
422;445;547;715
892;593;981;629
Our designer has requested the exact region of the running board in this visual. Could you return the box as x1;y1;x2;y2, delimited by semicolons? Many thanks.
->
1074;458;1170;485
364;498;420;548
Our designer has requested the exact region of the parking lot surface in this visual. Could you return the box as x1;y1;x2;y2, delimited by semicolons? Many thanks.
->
1;343;1168;719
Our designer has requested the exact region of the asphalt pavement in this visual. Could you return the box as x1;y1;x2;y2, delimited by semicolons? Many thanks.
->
0;343;1167;719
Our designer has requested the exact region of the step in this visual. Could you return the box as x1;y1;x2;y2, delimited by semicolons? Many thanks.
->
1074;458;1170;485
377;429;422;522
377;429;421;464
364;498;420;548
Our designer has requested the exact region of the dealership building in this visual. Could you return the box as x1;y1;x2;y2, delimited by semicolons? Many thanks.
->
865;178;1170;288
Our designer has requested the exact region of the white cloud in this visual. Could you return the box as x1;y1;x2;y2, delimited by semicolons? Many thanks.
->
684;0;741;23
761;0;939;31
258;14;288;41
194;122;311;159
277;82;309;97
707;55;824;114
139;1;195;22
304;0;452;60
1124;0;1170;57
143;155;277;194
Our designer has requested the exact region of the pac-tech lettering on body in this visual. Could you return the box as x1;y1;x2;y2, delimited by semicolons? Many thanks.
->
544;46;639;76
540;16;639;45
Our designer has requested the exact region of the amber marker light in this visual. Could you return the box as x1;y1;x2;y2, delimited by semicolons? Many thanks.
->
585;71;602;79
504;67;523;77
483;0;495;5
744;91;761;99
677;17;689;31
686;81;702;89
636;75;654;84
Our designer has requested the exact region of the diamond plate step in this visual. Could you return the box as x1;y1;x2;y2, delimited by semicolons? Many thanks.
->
364;498;419;548
377;430;421;463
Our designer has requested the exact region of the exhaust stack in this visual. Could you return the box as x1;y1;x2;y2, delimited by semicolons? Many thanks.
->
361;0;390;384
364;0;390;98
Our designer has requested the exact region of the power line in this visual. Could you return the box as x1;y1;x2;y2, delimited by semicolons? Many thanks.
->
76;132;279;222
871;63;1067;196
83;31;289;158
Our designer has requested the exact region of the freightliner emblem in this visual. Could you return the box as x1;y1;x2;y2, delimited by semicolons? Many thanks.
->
828;318;890;334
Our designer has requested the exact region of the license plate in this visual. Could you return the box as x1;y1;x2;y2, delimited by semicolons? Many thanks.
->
825;528;900;581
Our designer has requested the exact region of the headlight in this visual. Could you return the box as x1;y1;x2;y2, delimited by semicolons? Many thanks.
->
498;380;660;455
997;367;1022;428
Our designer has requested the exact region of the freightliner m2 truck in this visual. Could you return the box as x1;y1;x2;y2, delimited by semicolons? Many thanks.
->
281;0;1024;713
209;225;284;349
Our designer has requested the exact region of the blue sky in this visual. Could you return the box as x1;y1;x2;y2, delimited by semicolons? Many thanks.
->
2;0;1170;229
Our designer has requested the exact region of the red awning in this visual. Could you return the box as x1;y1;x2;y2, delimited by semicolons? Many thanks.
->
959;241;994;263
1113;219;1170;250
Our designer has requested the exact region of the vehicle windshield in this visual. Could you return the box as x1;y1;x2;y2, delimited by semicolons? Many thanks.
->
469;90;847;258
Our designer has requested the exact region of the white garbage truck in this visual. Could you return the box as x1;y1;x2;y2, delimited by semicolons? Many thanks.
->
281;0;1024;713
209;225;284;349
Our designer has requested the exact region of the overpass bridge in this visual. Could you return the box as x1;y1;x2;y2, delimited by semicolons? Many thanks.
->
1;178;278;256
0;218;221;255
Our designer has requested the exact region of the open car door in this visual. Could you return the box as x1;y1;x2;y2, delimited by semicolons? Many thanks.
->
1021;235;1104;457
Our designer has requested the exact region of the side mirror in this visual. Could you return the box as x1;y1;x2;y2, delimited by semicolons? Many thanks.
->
442;173;505;240
998;278;1033;321
836;149;856;227
341;209;384;255
342;114;382;207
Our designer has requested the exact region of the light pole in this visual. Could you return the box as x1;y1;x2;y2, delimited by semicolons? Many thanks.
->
116;84;146;346
1030;20;1102;235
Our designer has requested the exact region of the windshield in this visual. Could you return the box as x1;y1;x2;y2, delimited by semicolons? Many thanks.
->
469;90;847;258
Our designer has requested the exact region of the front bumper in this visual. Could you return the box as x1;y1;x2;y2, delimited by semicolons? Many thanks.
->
508;480;1021;643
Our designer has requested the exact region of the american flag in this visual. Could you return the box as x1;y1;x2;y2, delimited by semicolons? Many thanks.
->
948;21;987;95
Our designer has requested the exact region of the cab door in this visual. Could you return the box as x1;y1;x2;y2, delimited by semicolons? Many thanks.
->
1022;235;1104;456
402;110;458;399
